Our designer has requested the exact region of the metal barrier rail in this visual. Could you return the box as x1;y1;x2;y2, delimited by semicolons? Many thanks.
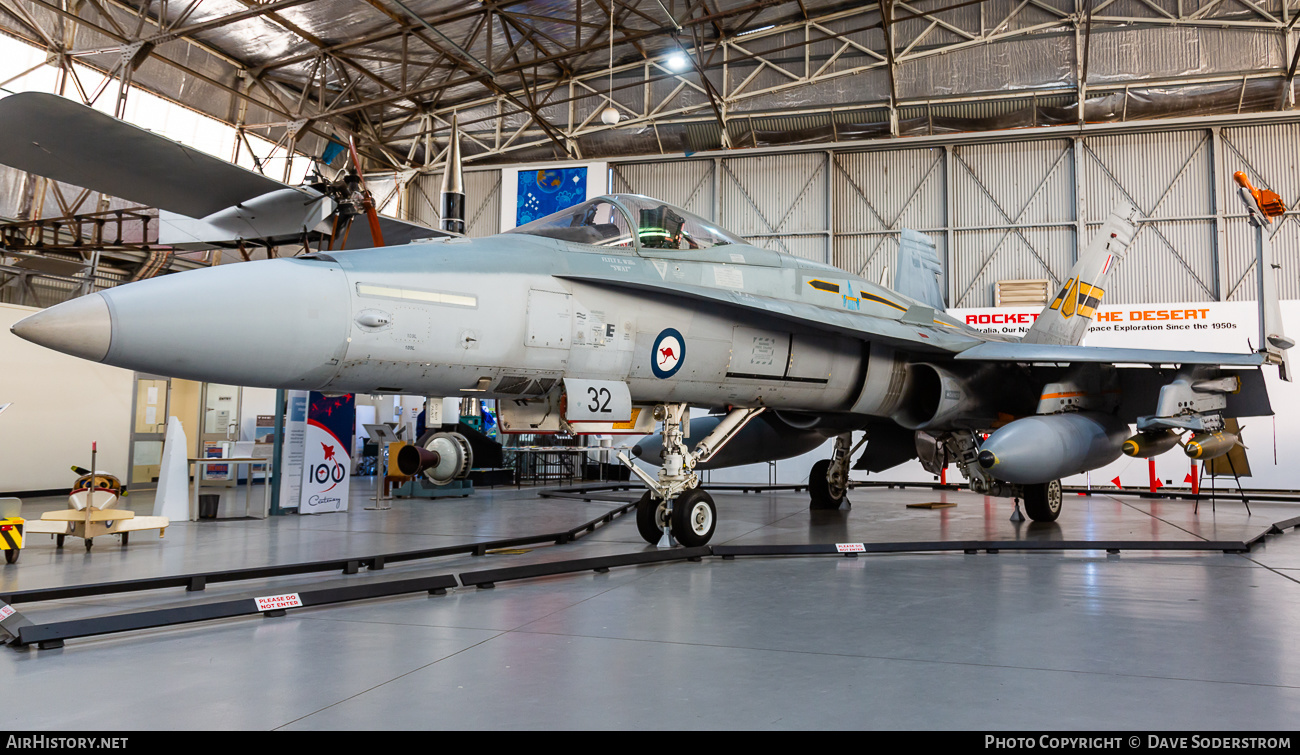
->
459;547;711;589
711;539;1258;558
3;494;1297;652
544;480;1300;504
0;499;638;606
11;574;459;649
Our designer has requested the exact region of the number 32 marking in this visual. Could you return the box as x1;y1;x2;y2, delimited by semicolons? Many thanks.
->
587;386;612;413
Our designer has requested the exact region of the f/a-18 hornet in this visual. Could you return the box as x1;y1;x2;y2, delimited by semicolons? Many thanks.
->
10;95;1292;547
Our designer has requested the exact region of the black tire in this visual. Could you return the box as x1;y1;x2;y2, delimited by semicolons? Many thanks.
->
670;488;717;547
809;459;846;510
56;534;64;548
636;492;668;545
121;532;129;547
1023;480;1063;522
85;538;93;552
4;548;16;564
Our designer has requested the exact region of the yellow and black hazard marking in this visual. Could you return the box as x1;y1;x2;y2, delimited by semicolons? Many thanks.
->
861;292;907;312
1049;277;1105;320
807;278;841;294
0;517;24;564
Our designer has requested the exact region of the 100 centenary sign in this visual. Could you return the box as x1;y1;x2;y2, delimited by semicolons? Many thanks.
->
299;392;355;515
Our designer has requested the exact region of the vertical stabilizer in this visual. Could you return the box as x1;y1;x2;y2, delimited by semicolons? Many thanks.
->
893;229;946;310
1022;202;1140;346
439;114;466;235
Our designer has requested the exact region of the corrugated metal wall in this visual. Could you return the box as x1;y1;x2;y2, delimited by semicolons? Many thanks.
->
951;139;1076;307
605;121;1300;307
407;169;503;238
1219;123;1300;302
832;147;945;290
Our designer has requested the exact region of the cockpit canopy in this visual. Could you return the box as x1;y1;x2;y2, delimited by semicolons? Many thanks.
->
505;194;746;251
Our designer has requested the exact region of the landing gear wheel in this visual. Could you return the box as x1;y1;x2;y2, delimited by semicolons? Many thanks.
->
809;459;846;510
670;489;716;547
1023;479;1063;522
56;534;64;548
85;538;93;552
635;492;668;545
4;549;17;564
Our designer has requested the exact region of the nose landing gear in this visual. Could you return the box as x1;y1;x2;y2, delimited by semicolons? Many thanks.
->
619;403;762;547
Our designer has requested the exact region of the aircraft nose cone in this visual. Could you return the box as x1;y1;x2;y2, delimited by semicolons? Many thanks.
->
10;292;112;361
44;258;352;389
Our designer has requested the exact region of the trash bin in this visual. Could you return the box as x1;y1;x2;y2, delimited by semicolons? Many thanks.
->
198;494;219;520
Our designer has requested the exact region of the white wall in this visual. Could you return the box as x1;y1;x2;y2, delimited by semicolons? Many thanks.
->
0;303;134;492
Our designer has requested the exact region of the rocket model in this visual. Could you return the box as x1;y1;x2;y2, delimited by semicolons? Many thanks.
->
440;114;466;235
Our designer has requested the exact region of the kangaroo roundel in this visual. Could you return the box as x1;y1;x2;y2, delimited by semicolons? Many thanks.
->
651;328;685;379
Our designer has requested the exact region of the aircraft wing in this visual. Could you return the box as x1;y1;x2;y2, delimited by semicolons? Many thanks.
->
955;341;1268;366
556;274;985;353
0;92;291;218
338;214;448;249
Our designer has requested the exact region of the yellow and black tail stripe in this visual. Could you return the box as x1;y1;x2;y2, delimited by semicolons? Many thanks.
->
0;518;24;551
1048;277;1104;320
1076;282;1104;319
1049;278;1074;312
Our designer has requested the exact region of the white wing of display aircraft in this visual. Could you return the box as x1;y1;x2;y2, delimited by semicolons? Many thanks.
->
0;92;445;251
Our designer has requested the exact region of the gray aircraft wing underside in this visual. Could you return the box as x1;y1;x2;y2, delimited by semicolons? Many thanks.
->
956;341;1268;366
555;273;988;354
0;92;290;218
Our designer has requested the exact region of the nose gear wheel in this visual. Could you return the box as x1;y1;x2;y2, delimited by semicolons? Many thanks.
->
670;488;716;547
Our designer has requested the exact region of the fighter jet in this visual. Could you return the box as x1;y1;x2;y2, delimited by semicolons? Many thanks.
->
6;98;1292;548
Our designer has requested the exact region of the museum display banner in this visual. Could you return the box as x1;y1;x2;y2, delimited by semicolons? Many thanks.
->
278;390;309;510
300;392;355;514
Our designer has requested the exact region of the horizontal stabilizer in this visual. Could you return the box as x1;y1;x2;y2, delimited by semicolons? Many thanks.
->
956;341;1267;366
0;92;288;218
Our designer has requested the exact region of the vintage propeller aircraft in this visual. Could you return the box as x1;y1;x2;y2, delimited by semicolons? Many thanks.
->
0;92;455;254
5;93;1293;548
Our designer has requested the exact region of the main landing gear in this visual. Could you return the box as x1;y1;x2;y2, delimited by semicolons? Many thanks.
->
619;403;763;547
1021;479;1063;522
809;433;859;510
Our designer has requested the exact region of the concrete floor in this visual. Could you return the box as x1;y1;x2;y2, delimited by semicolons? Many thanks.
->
2;478;1299;730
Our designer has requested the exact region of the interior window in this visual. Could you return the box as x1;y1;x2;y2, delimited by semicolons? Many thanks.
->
506;199;633;247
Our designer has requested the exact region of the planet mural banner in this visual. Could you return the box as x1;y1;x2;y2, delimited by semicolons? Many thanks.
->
516;167;588;226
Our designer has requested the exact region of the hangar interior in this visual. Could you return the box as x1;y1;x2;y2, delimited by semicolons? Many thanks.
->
1;0;1300;730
